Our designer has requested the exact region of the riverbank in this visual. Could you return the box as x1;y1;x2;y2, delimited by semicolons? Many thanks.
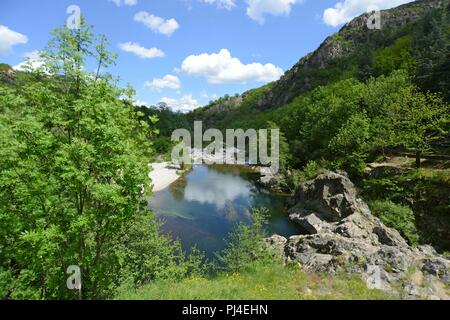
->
149;162;182;192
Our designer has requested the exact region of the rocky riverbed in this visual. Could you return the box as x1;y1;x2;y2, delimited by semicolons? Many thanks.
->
265;171;450;300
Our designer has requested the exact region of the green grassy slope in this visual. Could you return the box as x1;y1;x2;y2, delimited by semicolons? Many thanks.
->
116;263;392;300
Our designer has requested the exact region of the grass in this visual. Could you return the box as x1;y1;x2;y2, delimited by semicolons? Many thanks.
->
115;262;394;300
403;168;450;186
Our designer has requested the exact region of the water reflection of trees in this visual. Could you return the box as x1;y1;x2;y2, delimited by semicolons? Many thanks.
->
169;167;192;201
208;164;257;177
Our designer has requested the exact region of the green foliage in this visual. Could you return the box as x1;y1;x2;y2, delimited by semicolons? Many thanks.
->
398;168;450;251
280;160;327;193
329;113;371;176
361;167;450;251
362;178;406;202
329;113;370;156
136;103;189;138
413;3;450;101
300;160;326;181
215;208;276;273
395;91;449;166
116;262;392;300
0;19;200;300
368;200;420;246
373;35;415;76
0;63;11;72
115;212;207;290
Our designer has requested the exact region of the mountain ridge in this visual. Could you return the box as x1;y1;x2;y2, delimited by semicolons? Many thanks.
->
190;0;447;121
257;0;445;109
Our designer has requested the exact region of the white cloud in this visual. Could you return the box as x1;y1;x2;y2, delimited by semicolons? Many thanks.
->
133;99;150;107
246;0;303;24
145;74;181;91
0;25;28;54
201;91;209;99
134;11;180;36
13;51;45;71
181;49;283;84
110;0;137;7
323;0;414;27
119;42;165;59
202;0;237;10
159;94;200;113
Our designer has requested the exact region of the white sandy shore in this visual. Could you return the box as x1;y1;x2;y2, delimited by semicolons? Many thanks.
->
149;162;181;192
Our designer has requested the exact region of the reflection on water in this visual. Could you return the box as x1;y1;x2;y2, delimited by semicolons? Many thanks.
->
184;168;251;209
147;164;298;257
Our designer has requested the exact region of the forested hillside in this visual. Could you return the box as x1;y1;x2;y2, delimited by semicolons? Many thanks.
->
189;0;449;127
1;0;449;300
146;0;450;252
0;20;208;299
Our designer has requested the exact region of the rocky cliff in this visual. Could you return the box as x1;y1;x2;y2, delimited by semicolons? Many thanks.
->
265;171;449;300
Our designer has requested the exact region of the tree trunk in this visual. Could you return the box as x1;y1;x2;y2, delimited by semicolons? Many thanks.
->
416;151;422;168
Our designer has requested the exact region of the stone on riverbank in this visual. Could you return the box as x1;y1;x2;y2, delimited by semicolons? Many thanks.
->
265;171;449;300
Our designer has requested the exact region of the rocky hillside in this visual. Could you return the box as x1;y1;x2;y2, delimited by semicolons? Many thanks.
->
191;0;448;120
257;0;445;109
265;171;450;300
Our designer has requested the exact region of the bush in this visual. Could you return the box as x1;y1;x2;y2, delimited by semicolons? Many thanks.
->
362;178;405;202
115;212;208;291
215;208;277;273
368;200;420;245
282;161;327;193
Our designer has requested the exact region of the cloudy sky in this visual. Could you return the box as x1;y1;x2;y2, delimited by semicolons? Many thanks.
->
0;0;414;112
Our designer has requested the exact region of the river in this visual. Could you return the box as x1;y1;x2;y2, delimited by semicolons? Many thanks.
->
147;164;298;257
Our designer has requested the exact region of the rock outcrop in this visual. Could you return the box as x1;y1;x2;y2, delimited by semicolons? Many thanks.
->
265;171;449;300
257;167;280;191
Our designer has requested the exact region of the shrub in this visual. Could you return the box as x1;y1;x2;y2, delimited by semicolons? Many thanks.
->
283;161;327;192
368;200;420;245
115;212;208;291
215;208;277;273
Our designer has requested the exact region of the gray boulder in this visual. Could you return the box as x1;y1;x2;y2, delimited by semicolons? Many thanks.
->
266;171;450;300
295;171;363;222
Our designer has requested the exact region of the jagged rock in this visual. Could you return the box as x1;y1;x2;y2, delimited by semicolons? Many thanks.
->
263;235;287;258
259;175;278;189
295;171;363;222
421;258;449;280
265;170;450;300
257;167;283;191
418;245;438;256
289;212;333;234
334;213;376;240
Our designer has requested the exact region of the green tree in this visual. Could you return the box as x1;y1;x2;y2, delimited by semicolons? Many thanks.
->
395;90;449;168
363;71;449;168
216;208;275;273
0;19;155;299
329;113;371;175
413;4;450;101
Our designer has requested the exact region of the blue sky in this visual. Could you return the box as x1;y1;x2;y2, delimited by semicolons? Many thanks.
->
0;0;414;112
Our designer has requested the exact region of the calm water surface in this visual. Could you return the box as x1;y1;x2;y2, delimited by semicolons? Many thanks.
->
147;164;298;257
